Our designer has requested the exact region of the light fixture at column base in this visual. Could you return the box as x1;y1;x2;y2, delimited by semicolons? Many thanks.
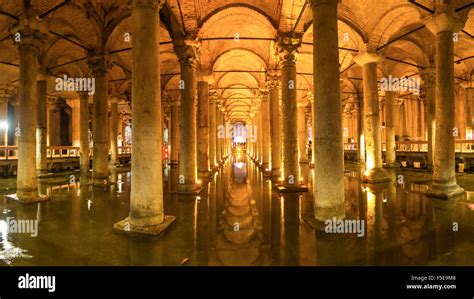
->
275;184;308;193
113;215;175;237
5;193;50;204
176;184;202;195
426;184;464;199
362;168;391;184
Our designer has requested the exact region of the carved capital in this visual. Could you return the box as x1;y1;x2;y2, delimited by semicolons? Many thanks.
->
87;55;109;77
423;3;467;34
352;44;383;66
130;0;166;10
174;35;200;68
419;67;436;87
276;33;302;65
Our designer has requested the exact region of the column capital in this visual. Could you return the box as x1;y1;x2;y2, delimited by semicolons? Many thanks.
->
259;89;269;101
419;67;436;87
423;3;467;34
266;71;281;90
308;0;340;8
174;35;200;68
460;80;474;89
276;32;302;65
352;44;384;66
87;54;109;77
12;9;48;50
77;91;90;100
130;0;166;9
209;91;219;103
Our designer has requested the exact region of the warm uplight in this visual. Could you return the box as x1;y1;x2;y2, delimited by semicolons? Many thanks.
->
0;121;8;130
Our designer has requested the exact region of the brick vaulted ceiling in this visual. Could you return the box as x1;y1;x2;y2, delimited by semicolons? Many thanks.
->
0;0;473;123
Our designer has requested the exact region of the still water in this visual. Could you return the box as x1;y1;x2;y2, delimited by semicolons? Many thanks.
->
0;154;473;266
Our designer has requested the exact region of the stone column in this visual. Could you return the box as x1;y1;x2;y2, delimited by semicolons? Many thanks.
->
109;97;119;167
216;108;222;163
197;80;210;177
310;0;344;220
170;98;180;167
256;106;261;163
400;101;410;140
424;4;466;198
78;92;90;172
88;55;110;186
278;34;301;187
421;67;436;170
175;38;200;192
384;91;398;167
353;45;390;183
8;18;49;203
461;81;474;139
267;73;281;179
260;91;270;169
114;0;174;235
209;92;217;168
356;94;365;164
297;102;308;163
36;72;48;175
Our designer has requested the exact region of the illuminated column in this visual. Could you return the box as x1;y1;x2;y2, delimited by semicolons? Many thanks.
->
79;92;90;172
256;106;261;163
175;37;200;193
424;3;466;198
461;81;474;140
216;108;222;163
88;55;110;186
384;91;398;167
36;72;48;175
356;94;365;164
261;90;270;169
267;73;281;178
197;80;210;177
114;0;174;235
8;15;49;203
421;67;436;170
278;34;301;187
353;45;389;183
311;0;344;220
297;102;308;163
109;97;119;167
170;98;180;166
209;92;217;168
400;101;410;140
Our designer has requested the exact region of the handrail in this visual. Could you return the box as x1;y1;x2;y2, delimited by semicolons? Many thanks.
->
0;146;133;161
344;140;474;153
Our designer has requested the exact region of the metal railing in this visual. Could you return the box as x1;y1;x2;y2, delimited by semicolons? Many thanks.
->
0;146;133;161
344;140;474;153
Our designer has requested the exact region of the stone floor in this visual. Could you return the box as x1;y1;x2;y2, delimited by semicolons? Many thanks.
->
0;154;473;266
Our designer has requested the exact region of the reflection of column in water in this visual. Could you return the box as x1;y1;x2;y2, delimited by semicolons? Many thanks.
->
385;172;400;265
281;194;300;266
194;184;210;266
431;198;457;264
270;192;281;265
129;237;163;266
215;160;262;266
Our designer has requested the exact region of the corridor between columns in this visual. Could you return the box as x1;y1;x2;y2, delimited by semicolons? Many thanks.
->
0;0;473;267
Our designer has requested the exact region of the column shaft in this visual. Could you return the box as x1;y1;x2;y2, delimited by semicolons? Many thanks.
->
170;101;179;166
385;91;397;166
269;86;281;178
197;81;210;176
36;78;47;174
311;0;345;219
109;100;119;166
79;93;90;172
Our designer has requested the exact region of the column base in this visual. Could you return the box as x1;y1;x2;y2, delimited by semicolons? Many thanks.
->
302;209;346;231
384;162;401;169
426;182;465;199
92;177;111;187
5;193;50;204
198;170;211;178
113;215;175;237
176;183;202;195
362;168;391;184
